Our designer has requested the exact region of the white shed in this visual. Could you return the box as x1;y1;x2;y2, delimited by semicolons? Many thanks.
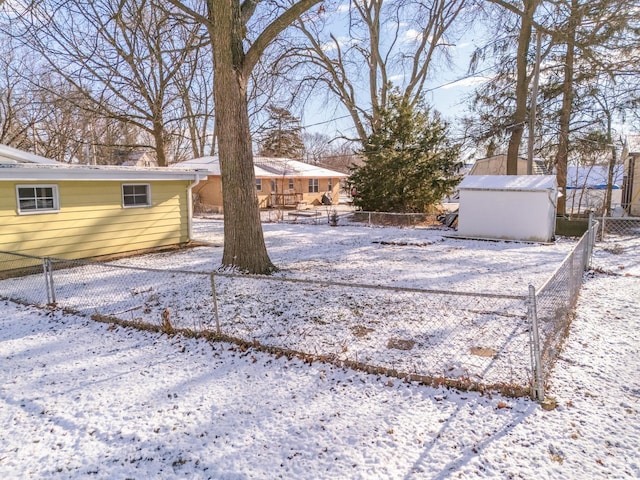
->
457;175;558;242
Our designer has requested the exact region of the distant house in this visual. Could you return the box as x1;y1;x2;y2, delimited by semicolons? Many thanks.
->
121;151;158;167
441;156;545;209
622;136;640;216
0;144;201;271
566;165;623;215
170;156;347;212
469;155;548;176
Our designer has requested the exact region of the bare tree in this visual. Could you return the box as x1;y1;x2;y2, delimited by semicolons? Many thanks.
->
0;43;37;149
301;131;332;164
167;0;322;273
288;0;469;147
3;0;207;166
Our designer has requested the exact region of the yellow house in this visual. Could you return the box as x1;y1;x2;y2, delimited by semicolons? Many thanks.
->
0;144;202;271
171;156;347;212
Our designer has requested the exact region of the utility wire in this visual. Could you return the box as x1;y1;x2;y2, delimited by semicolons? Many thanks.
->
300;66;495;130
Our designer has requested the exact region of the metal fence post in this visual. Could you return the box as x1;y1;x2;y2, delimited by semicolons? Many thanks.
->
210;273;221;335
585;212;593;270
588;217;598;269
42;257;56;305
42;258;50;304
600;215;606;241
569;249;575;305
528;285;544;401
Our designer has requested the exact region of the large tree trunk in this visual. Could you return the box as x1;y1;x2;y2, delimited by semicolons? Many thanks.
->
604;112;616;216
152;120;168;167
211;0;275;274
555;0;579;216
506;0;538;175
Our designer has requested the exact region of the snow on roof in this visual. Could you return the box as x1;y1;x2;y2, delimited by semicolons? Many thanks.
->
170;156;347;178
459;175;557;191
169;156;221;175
0;162;202;182
0;145;201;182
0;143;60;165
254;157;347;178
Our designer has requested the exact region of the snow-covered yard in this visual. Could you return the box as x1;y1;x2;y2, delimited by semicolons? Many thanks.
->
2;220;579;391
1;220;639;478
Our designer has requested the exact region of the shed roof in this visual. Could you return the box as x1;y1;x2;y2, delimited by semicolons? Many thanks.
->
458;175;557;191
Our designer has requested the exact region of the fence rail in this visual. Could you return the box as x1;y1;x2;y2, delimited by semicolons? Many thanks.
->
0;220;599;401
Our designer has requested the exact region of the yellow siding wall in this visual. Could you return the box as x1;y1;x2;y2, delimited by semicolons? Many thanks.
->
0;180;191;265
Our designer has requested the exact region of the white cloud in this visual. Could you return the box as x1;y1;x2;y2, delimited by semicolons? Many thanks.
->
402;29;423;43
320;36;358;53
441;76;488;89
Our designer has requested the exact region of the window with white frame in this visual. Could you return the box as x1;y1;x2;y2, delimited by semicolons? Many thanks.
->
122;184;151;207
308;178;319;193
327;178;333;191
16;185;59;214
271;179;277;192
256;178;262;191
288;178;294;190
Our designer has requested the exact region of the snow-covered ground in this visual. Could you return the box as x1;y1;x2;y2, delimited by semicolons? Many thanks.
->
1;220;578;391
1;221;639;478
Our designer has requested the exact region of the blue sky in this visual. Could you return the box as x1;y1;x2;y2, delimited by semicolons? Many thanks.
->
295;3;491;141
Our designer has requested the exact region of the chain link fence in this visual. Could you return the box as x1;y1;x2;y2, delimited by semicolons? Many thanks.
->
350;211;440;227
1;222;597;401
527;220;598;400
257;209;441;227
598;216;640;241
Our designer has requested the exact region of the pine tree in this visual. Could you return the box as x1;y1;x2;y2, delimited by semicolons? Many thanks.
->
258;105;305;159
349;91;462;213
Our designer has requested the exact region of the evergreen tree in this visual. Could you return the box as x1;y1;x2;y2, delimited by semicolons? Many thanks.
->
349;92;462;213
258;105;305;159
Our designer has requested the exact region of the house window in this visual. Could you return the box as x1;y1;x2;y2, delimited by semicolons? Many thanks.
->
122;184;151;207
16;185;59;214
271;179;277;192
288;179;294;190
256;178;262;191
327;178;333;191
308;178;319;193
